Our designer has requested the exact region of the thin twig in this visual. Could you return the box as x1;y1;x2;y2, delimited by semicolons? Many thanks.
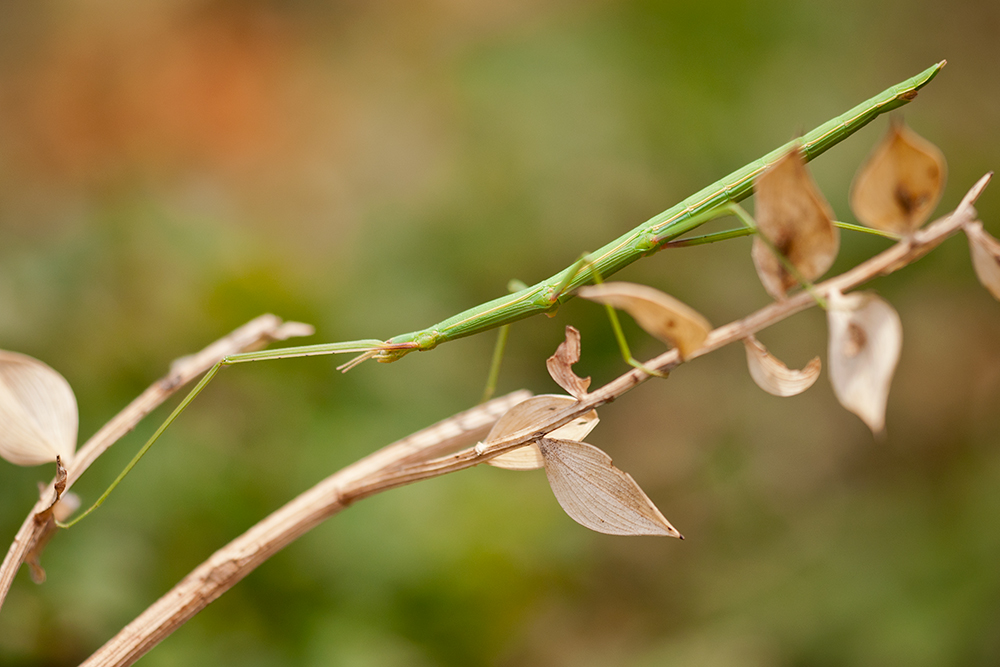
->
79;390;531;667
0;315;313;610
80;174;990;667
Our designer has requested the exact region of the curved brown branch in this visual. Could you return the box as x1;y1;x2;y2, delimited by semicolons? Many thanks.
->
79;390;531;667
0;315;312;611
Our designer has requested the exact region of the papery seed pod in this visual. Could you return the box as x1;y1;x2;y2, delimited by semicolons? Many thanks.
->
483;395;599;470
752;147;839;300
964;221;1000;302
827;291;902;435
577;282;711;359
0;351;78;466
538;438;682;538
850;120;947;234
546;326;591;399
743;335;821;397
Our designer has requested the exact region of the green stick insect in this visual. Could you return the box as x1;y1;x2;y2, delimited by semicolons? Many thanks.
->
60;61;945;527
235;61;944;365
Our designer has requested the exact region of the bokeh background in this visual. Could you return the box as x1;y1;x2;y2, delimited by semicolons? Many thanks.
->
2;1;999;665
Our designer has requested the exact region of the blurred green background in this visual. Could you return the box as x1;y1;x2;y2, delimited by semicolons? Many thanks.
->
2;1;999;665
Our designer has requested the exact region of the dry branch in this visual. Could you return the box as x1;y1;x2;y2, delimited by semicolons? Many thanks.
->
0;315;311;610
79;390;530;667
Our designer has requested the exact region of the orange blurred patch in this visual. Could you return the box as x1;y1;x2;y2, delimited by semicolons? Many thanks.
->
4;4;299;185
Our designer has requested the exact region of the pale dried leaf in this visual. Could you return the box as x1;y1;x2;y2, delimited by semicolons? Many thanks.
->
753;148;839;300
827;291;902;435
484;395;598;470
0;351;78;466
546;326;591;398
850;121;947;234
576;282;711;359
537;438;682;537
486;446;545;470
743;335;821;397
965;221;1000;301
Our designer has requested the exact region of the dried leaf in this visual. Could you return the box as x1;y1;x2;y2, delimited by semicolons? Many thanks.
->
827;291;902;435
850;121;947;234
53;455;68;497
743;335;821;397
35;455;72;522
0;351;78;466
484;395;599;470
965;221;1000;301
576;282;711;359
537;438;682;538
546;326;591;399
752;147;839;300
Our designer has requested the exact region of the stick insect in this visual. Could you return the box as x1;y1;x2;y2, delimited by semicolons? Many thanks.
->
60;61;944;526
231;61;944;366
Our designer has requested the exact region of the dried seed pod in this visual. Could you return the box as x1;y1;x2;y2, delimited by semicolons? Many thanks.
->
483;395;598;470
850;120;947;234
0;351;78;466
827;291;902;435
752;147;839;300
546;326;591;399
964;221;1000;302
538;438;681;538
743;335;821;397
577;282;711;359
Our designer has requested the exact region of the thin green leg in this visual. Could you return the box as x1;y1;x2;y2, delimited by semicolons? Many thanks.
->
58;363;224;528
723;202;829;309
665;220;899;248
480;279;529;403
584;264;668;378
480;324;510;403
546;252;670;378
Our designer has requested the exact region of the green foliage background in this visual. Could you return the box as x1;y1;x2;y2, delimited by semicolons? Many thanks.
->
1;1;999;665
